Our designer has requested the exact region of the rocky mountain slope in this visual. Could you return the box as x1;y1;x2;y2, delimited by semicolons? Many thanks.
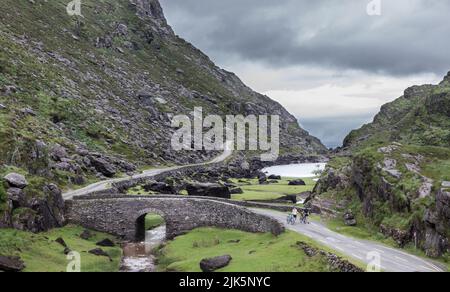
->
0;0;326;232
343;73;450;150
311;73;450;258
0;0;326;179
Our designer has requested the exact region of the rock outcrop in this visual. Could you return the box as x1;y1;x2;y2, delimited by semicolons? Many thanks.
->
1;174;65;232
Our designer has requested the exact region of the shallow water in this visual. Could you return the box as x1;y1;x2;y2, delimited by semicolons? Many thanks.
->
120;226;166;272
262;163;326;178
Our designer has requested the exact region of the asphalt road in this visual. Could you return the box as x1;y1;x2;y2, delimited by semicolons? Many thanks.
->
252;208;447;272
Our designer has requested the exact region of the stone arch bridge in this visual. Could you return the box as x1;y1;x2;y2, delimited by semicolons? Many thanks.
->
65;195;284;241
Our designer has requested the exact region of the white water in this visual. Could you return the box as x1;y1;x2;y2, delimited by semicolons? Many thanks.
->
262;163;326;178
121;226;166;272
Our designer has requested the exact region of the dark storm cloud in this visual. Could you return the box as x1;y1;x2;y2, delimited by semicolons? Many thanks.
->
160;0;450;76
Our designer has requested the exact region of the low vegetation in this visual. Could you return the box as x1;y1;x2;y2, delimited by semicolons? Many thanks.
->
0;225;122;272
145;214;165;230
156;227;362;272
230;177;315;202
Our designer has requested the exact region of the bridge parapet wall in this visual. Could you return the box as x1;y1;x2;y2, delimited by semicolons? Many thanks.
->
65;197;284;241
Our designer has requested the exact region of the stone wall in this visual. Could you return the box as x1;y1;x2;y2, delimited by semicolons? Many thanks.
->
74;193;294;213
65;196;284;241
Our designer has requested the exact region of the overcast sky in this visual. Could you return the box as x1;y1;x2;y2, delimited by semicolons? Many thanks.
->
159;0;449;148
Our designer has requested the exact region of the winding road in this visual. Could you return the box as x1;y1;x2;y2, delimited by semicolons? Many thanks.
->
252;209;446;272
63;144;446;272
63;142;234;200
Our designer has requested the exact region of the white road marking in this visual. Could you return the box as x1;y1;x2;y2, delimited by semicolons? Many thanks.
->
395;256;409;263
334;246;344;252
351;254;363;260
420;265;436;272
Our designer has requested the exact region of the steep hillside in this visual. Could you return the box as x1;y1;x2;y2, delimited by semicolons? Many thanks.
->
311;73;450;259
343;73;450;150
0;0;326;185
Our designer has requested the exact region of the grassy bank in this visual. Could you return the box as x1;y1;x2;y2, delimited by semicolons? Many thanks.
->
230;177;315;201
0;225;122;272
145;214;165;230
156;227;363;272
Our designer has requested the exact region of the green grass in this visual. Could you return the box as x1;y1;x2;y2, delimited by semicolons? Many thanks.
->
230;177;315;201
326;217;395;244
127;186;156;196
0;225;122;272
145;214;165;230
157;227;364;272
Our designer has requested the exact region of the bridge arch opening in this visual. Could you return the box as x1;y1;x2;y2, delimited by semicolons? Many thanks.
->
135;209;167;243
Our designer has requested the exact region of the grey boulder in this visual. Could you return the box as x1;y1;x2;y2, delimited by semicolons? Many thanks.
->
4;173;28;189
186;183;231;199
289;179;306;186
200;255;232;272
0;256;25;272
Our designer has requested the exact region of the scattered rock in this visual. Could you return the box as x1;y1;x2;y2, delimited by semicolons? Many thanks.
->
230;188;243;195
418;178;433;198
278;194;297;204
200;255;232;272
186;182;231;199
144;181;175;194
55;237;68;248
405;163;421;174
257;173;267;185
1;85;17;95
96;238;115;247
115;23;128;36
80;230;93;240
442;181;450;188
20;108;36;116
344;211;357;226
0;103;6;110
228;239;240;244
289;179;306;186
6;188;25;208
90;157;116;177
384;169;402;179
268;175;281;180
4;173;28;189
0;256;25;272
378;145;399;154
383;158;397;169
89;248;112;261
50;145;68;161
296;242;363;272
